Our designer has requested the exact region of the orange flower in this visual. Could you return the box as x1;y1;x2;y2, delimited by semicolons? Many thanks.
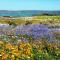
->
2;53;8;60
5;43;13;49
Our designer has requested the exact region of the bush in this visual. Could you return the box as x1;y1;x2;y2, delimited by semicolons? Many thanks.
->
25;21;32;25
8;21;17;26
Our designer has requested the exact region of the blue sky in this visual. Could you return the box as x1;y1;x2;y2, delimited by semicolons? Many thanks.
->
0;0;60;10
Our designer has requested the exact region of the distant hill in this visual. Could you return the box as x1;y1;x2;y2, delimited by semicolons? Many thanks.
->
0;10;60;16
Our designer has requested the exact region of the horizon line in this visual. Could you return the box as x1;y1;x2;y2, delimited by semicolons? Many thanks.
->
0;10;60;11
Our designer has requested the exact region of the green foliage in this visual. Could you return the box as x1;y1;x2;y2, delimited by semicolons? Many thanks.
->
32;13;59;16
25;21;32;25
7;21;17;26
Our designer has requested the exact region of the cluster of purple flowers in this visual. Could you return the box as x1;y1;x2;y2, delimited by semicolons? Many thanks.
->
15;24;52;40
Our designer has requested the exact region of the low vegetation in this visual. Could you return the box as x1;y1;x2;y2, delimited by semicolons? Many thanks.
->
0;15;60;60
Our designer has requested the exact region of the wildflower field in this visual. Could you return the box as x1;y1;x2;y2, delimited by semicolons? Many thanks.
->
0;16;60;60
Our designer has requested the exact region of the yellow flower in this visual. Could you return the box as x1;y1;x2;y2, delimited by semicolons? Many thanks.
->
18;42;26;50
6;43;13;49
11;55;15;60
1;50;5;55
12;49;19;56
2;53;8;60
0;41;3;45
23;47;31;56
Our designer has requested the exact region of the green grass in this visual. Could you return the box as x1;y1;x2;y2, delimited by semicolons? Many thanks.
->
0;16;60;25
